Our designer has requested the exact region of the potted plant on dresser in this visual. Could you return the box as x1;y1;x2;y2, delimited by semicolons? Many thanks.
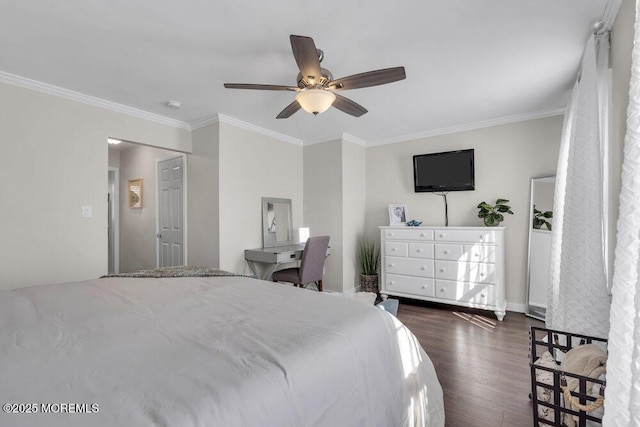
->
477;198;514;226
359;240;380;293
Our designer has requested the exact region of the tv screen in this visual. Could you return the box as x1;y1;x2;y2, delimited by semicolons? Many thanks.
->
413;149;475;192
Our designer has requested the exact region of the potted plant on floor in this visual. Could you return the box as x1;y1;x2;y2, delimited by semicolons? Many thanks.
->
359;240;380;293
477;198;514;226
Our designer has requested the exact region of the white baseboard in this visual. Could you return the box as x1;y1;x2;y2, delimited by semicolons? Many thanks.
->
507;302;526;313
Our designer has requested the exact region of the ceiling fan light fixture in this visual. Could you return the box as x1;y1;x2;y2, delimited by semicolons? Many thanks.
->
296;89;336;115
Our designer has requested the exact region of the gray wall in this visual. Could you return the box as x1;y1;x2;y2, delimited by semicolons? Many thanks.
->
0;82;190;290
187;123;221;268
364;116;564;309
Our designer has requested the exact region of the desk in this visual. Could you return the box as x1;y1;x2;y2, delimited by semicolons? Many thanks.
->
244;244;330;280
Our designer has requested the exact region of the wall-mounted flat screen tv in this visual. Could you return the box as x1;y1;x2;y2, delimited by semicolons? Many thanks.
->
413;149;475;192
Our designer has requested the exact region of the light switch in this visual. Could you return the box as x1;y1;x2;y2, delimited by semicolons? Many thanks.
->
82;205;93;218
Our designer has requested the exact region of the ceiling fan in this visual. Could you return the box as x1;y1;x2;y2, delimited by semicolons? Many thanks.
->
224;35;406;119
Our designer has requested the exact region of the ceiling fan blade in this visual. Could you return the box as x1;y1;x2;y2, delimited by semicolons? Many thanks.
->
276;100;302;119
329;67;406;91
332;94;368;117
224;83;297;91
290;35;321;83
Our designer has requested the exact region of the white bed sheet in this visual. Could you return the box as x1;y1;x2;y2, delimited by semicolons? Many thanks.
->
0;276;444;426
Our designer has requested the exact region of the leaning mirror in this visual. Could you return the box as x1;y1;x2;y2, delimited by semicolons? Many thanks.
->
262;197;294;248
526;176;555;321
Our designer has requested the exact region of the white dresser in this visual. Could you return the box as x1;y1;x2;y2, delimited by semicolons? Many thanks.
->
380;226;507;320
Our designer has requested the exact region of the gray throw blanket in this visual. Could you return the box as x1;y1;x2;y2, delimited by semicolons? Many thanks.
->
103;265;246;278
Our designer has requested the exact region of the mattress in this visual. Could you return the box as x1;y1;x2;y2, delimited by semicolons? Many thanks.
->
0;275;444;426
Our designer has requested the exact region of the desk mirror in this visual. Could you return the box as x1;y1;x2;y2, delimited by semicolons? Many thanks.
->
262;197;294;248
526;176;555;321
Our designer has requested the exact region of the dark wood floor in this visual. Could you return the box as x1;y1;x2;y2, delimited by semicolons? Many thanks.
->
395;299;544;427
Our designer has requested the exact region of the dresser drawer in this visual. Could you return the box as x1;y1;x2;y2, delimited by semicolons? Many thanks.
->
385;274;434;297
434;229;496;243
385;257;434;278
434;260;496;284
408;243;434;258
434;280;494;305
385;241;408;257
434;244;463;260
382;229;434;241
464;244;496;263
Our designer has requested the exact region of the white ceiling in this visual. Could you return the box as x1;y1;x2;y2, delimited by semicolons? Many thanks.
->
0;1;608;145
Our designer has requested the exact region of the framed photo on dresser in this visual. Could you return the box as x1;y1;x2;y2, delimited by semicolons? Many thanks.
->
388;204;408;226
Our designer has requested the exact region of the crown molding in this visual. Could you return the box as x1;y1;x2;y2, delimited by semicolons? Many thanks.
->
189;114;220;130
303;133;344;146
203;113;303;146
0;70;191;130
366;108;566;147
303;132;368;147
0;69;566;147
342;133;368;147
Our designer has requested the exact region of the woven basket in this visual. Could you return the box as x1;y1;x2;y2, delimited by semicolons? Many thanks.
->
360;274;379;293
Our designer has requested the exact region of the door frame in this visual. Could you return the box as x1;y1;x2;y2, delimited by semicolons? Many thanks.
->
155;153;188;267
108;166;120;274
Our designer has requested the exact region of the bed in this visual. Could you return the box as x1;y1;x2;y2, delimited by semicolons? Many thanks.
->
0;268;444;426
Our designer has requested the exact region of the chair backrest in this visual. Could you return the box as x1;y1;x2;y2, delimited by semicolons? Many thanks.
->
299;235;330;284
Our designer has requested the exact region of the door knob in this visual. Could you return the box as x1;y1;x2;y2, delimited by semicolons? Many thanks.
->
156;233;162;238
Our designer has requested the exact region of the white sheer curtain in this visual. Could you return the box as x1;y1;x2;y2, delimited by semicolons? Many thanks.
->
547;33;611;339
603;1;640;424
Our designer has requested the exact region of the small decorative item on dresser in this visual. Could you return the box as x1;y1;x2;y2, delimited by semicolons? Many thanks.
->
406;220;422;226
359;240;380;293
477;198;513;226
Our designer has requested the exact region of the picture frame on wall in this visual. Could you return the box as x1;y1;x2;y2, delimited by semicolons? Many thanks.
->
128;178;143;208
388;204;408;226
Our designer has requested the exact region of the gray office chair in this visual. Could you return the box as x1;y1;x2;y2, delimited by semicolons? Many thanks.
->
272;235;330;291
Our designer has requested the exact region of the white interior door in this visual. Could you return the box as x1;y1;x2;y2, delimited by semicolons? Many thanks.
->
157;156;184;267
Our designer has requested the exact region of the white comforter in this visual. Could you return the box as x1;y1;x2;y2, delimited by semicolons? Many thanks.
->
0;276;444;426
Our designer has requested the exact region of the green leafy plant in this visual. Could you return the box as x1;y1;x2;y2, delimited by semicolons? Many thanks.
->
477;198;514;226
359;240;380;275
533;206;553;230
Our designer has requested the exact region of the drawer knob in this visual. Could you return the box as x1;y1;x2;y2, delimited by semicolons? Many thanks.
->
481;293;486;298
479;235;484;241
475;253;480;257
389;263;395;267
480;272;485;277
417;248;422;253
444;250;450;254
420;233;426;237
439;234;444;238
439;288;445;292
421;266;427;270
421;285;427;290
392;247;397;251
388;232;394;236
389;281;395;286
440;268;445;273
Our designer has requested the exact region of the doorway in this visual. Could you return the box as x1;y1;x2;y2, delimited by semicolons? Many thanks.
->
108;167;120;274
108;141;187;272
